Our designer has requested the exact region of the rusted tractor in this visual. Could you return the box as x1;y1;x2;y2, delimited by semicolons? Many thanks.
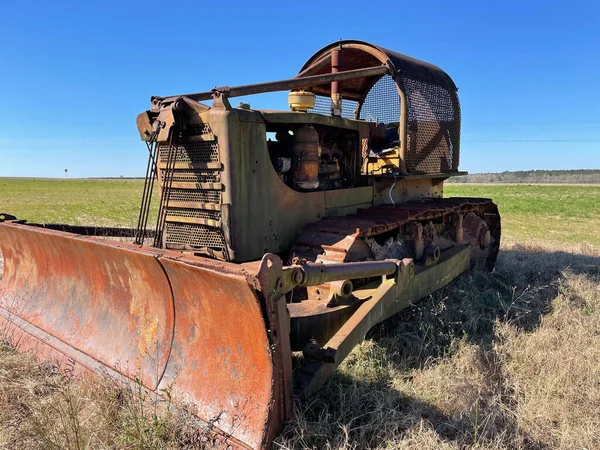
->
0;40;500;449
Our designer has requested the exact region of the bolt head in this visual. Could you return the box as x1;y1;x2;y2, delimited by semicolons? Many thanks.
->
292;268;304;285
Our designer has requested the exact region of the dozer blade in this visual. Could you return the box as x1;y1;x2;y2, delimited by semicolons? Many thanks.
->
0;221;291;450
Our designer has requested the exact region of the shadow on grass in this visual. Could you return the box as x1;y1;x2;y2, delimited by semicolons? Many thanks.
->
280;370;551;450
370;245;600;372
277;245;599;449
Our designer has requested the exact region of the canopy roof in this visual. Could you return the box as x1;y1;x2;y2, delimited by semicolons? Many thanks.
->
297;40;457;102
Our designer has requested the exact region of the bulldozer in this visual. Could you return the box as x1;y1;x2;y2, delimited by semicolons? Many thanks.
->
0;40;500;449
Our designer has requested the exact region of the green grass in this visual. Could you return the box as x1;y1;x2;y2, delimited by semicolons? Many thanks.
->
0;178;155;228
445;184;600;247
1;178;598;247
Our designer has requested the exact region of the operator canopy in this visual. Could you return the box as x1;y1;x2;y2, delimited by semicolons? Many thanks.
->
298;40;461;173
298;39;457;102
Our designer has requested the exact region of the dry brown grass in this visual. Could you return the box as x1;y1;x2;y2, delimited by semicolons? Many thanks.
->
1;241;599;449
275;241;600;450
0;335;217;448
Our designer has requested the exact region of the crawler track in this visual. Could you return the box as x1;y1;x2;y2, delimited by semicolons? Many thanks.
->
291;197;501;270
287;197;501;355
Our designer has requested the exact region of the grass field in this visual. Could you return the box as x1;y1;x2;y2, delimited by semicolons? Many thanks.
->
0;178;155;227
0;179;599;449
2;179;599;247
446;184;600;247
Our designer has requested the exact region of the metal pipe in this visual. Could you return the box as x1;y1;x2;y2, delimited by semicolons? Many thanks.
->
297;247;470;398
391;75;409;174
331;48;342;116
154;66;389;103
398;87;408;173
290;259;398;287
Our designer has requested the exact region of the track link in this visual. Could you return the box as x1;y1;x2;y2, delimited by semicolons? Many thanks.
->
291;197;501;270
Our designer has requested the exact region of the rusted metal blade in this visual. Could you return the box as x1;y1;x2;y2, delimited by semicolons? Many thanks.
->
0;222;288;449
157;257;278;449
0;223;174;388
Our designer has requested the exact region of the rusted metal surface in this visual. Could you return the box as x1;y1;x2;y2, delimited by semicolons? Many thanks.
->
292;197;500;265
288;198;501;349
0;223;174;389
292;125;320;189
156;257;276;448
140;101;379;263
298;40;457;101
288;259;398;288
255;254;295;442
137;40;467;264
330;47;342;116
0;221;290;449
295;245;471;398
154;121;229;259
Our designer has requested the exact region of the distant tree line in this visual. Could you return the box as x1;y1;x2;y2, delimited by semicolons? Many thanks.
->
448;169;600;184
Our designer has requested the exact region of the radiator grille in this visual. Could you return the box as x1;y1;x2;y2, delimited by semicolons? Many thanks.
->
166;222;226;249
167;207;221;221
159;122;228;256
162;170;220;183
168;189;221;204
159;141;220;164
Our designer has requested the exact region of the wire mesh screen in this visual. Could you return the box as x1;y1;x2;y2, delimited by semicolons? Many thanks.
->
308;95;358;119
403;78;460;173
166;222;226;249
159;141;219;164
159;122;229;257
359;75;400;124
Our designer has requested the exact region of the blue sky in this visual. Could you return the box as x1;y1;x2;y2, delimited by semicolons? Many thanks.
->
0;0;598;177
